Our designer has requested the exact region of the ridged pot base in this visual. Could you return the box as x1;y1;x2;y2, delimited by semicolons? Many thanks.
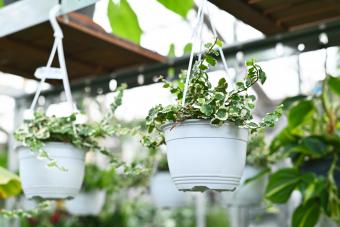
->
172;175;240;192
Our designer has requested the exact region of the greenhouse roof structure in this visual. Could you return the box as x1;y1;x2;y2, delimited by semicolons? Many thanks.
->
211;0;340;35
0;12;165;81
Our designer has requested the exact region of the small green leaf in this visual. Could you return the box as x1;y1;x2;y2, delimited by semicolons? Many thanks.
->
292;199;320;227
167;43;176;58
200;104;214;116
246;59;254;66
205;55;217;66
266;168;301;203
259;70;266;84
183;43;192;55
157;0;193;18
215;107;228;121
216;39;223;48
108;0;142;44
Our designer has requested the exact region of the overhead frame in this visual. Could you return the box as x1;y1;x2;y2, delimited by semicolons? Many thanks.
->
0;0;98;37
16;20;340;102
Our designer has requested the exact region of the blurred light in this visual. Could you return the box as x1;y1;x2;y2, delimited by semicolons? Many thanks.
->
319;33;328;45
137;74;145;85
236;51;244;63
97;88;104;95
38;96;45;106
84;86;91;93
109;79;118;91
297;43;305;52
275;43;284;56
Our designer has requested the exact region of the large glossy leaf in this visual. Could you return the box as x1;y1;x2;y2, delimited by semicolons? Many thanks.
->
107;0;142;44
300;136;328;157
288;100;314;129
266;168;301;203
292;199;320;227
157;0;193;17
328;76;340;96
0;167;21;199
281;95;308;111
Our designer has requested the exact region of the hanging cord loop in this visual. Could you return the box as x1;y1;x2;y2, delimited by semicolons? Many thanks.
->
181;0;231;106
29;4;74;113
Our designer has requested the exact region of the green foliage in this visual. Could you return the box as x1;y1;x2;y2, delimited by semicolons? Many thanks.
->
287;100;314;129
157;0;193;18
266;76;340;226
265;168;301;203
0;166;21;199
292;199;321;227
83;162;150;193
1;201;50;219
246;130;276;168
157;154;169;172
142;38;283;152
0;0;3;8
14;85;135;169
82;164;112;192
206;206;230;227
107;0;142;44
167;43;176;58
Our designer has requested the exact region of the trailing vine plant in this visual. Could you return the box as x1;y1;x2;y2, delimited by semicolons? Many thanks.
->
14;84;136;170
141;38;283;152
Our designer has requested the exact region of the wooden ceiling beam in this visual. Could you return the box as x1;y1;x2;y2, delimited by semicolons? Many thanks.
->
210;0;287;35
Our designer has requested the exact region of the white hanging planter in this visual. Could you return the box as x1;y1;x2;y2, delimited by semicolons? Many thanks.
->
65;190;106;216
223;165;267;206
162;119;248;192
18;142;85;199
150;172;186;208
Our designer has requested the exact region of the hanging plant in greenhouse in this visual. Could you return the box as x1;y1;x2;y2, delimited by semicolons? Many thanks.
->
265;75;340;227
14;85;136;199
142;38;283;192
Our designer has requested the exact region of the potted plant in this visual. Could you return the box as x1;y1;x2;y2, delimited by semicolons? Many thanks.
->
65;164;109;216
265;76;340;227
150;154;186;208
142;38;283;192
14;85;131;199
223;130;272;206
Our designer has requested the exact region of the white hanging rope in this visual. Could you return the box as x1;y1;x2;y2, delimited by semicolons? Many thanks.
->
182;0;206;106
182;0;231;106
29;4;74;113
206;5;230;79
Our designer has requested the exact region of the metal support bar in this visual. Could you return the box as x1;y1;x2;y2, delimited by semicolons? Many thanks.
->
0;0;98;37
15;20;340;102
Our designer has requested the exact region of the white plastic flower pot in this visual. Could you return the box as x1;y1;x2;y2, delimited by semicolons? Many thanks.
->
162;119;248;192
223;165;267;206
18;142;85;200
65;190;106;216
150;172;186;208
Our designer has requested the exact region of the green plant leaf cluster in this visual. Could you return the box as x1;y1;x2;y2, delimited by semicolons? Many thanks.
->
82;161;150;193
266;76;340;227
14;85;135;169
142;38;283;151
